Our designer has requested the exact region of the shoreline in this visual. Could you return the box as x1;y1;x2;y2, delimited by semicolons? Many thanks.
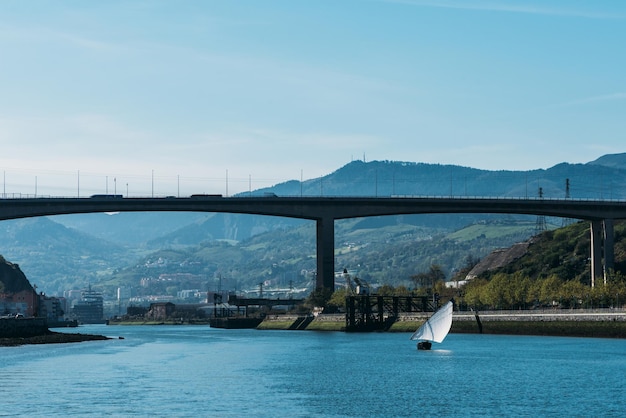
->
0;330;112;347
7;309;626;345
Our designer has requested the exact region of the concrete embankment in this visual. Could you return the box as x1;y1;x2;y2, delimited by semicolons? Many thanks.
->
0;317;48;338
258;314;346;331
449;309;626;338
259;309;626;338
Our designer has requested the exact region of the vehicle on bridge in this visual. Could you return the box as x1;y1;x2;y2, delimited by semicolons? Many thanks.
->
90;194;123;199
190;194;223;198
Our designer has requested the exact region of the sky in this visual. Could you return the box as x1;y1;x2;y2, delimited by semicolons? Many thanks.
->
0;0;624;196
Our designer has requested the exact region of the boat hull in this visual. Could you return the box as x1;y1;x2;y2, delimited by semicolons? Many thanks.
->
417;341;432;350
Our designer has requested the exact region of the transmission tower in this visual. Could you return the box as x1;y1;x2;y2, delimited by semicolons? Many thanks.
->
562;178;574;227
535;186;547;234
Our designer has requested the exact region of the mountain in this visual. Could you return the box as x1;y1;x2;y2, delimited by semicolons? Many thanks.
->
261;155;626;200
587;152;626;170
147;213;305;248
0;217;134;295
51;212;209;248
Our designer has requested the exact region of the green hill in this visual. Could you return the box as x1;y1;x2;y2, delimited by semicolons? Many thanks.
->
460;221;626;310
98;217;542;299
473;221;626;283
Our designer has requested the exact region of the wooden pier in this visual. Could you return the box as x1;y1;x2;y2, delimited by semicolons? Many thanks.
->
345;295;435;332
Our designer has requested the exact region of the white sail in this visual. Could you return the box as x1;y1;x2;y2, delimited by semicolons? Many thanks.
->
410;300;453;343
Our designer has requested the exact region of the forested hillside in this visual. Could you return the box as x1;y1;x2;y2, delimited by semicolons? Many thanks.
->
99;217;541;299
0;217;133;293
460;220;626;310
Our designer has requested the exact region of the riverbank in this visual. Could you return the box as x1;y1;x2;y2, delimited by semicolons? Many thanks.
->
258;309;626;338
107;318;211;326
0;330;112;347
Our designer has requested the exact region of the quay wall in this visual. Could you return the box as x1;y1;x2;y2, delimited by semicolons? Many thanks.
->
0;318;48;338
259;309;626;338
449;309;626;338
453;309;626;322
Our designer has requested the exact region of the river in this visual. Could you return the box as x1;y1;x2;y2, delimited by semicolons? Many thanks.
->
1;325;625;417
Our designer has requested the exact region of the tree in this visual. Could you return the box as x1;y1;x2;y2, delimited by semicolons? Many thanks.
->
306;287;333;308
463;278;488;309
539;275;563;307
411;264;446;293
376;284;396;296
327;288;347;309
561;280;587;308
509;273;532;309
394;285;412;296
482;273;512;309
452;254;480;282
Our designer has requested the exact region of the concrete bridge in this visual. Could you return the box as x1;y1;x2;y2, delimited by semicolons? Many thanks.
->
1;195;626;290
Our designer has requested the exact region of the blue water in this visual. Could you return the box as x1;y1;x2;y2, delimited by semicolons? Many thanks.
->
1;325;625;417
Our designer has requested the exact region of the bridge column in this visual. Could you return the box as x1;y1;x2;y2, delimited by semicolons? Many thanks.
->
590;220;603;288
316;216;335;291
604;219;614;285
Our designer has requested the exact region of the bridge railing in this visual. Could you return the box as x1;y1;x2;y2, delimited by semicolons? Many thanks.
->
1;192;626;204
1;193;50;199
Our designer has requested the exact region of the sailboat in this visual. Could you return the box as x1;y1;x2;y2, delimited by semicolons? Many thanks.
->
410;300;453;350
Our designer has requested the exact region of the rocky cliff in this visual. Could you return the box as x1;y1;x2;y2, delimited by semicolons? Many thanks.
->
0;254;35;293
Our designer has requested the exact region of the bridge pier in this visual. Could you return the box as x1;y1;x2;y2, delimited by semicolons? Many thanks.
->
590;219;615;288
316;216;336;291
590;220;602;287
604;219;614;280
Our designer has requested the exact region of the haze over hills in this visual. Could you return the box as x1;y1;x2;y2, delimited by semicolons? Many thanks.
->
52;151;626;248
0;217;131;293
0;153;624;297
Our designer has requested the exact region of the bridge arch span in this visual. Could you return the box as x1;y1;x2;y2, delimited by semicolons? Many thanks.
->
2;196;626;290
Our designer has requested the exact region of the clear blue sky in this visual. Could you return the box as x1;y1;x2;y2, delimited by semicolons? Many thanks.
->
1;0;624;196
